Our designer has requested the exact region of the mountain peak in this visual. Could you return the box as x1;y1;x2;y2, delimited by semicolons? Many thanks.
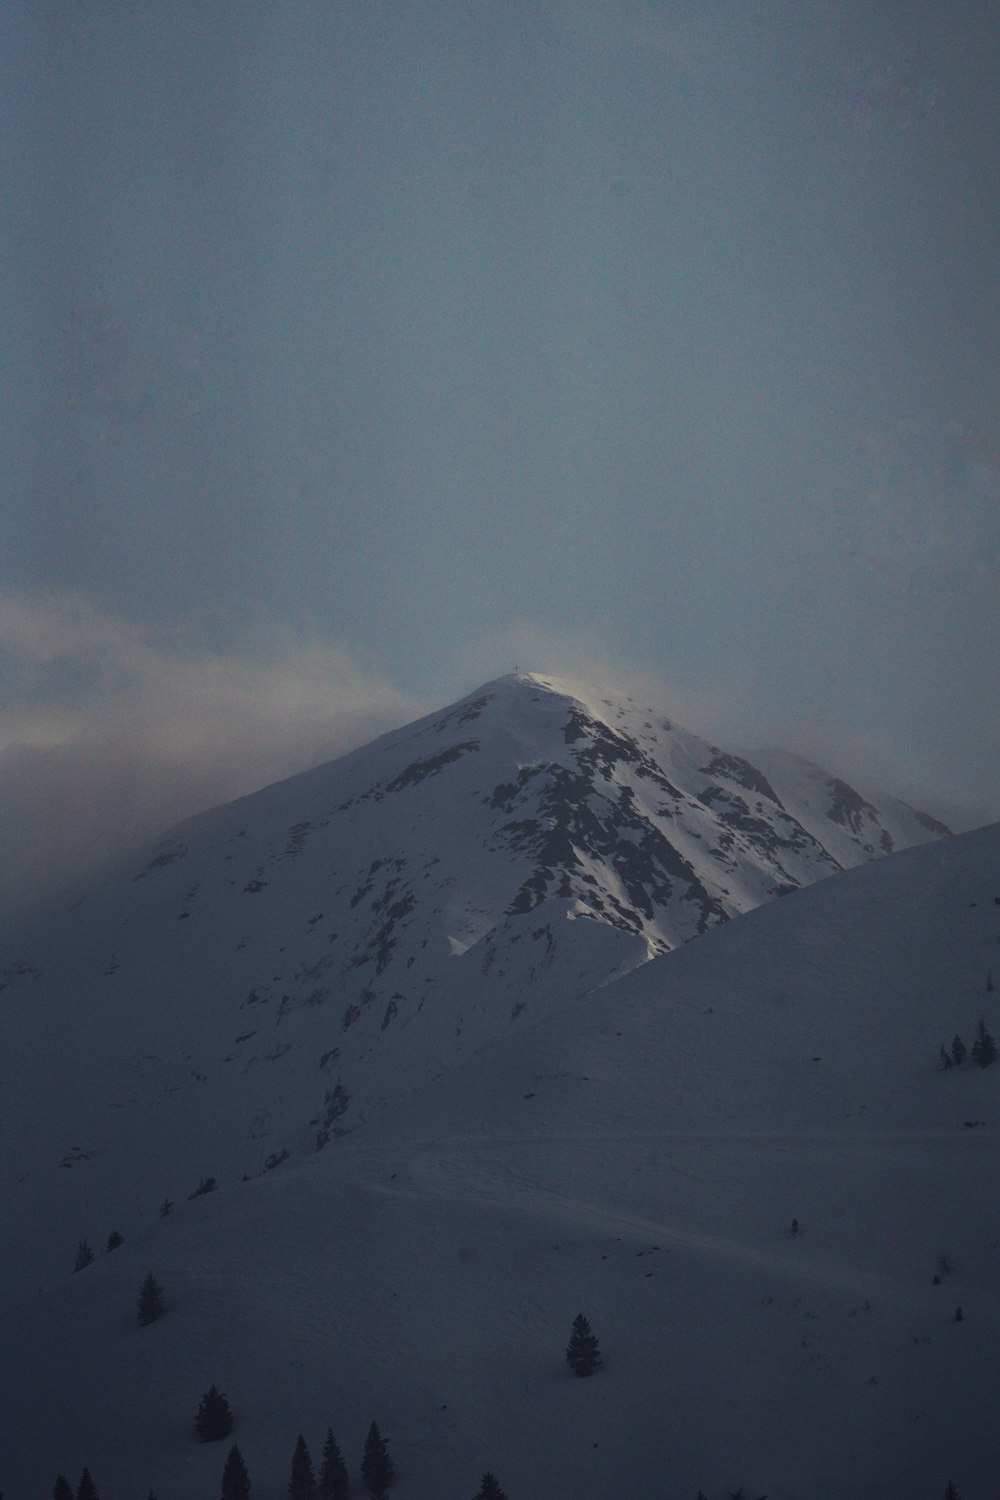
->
0;672;949;1277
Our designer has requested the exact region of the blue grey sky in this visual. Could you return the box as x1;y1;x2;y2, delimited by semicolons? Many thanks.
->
2;1;999;910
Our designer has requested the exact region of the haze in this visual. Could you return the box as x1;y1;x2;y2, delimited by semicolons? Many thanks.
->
2;1;998;913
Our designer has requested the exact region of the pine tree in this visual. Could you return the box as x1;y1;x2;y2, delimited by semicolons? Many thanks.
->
221;1445;252;1500
289;1435;316;1500
565;1312;602;1376
319;1430;349;1500
971;1016;997;1068
160;1198;173;1218
195;1385;234;1442
943;1484;961;1500
951;1034;967;1066
137;1271;165;1324
938;1045;953;1069
473;1473;509;1500
53;1476;73;1500
77;1469;100;1500
361;1422;394;1499
106;1230;124;1252
73;1239;94;1273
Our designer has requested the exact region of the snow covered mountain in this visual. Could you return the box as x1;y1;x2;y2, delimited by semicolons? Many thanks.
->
2;792;997;1500
0;674;948;1293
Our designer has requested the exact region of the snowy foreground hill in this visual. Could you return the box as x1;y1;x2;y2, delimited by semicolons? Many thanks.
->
4;673;995;1499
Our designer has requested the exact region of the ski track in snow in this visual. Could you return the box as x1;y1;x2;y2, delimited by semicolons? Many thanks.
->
356;1128;1000;1318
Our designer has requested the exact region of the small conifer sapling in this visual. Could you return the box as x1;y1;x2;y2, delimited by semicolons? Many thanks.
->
195;1384;234;1442
77;1469;100;1500
319;1430;349;1500
137;1271;165;1324
221;1445;252;1500
565;1312;602;1376
971;1016;997;1068
73;1239;94;1273
361;1422;394;1499
473;1474;509;1500
53;1476;73;1500
289;1435;317;1500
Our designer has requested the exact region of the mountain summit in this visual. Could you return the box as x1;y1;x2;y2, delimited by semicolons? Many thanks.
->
1;672;947;1295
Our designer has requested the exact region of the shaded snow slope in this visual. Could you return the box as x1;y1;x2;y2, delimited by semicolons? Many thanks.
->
750;747;952;869
3;823;998;1500
1;674;948;1307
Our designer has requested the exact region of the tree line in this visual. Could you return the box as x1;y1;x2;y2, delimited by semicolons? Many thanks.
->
51;1425;508;1500
938;1016;997;1070
42;1315;606;1500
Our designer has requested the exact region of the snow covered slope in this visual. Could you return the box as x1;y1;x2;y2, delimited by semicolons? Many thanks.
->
3;818;998;1500
0;673;947;1307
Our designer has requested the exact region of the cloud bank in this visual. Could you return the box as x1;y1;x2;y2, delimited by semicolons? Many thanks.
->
0;592;421;922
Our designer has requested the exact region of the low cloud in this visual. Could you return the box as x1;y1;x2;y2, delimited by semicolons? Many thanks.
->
0;591;422;922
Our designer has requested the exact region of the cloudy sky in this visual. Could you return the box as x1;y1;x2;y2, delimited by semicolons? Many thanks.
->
2;1;999;913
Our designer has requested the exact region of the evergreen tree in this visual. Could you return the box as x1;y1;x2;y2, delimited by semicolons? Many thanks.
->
971;1016;997;1068
565;1312;602;1376
137;1271;165;1324
106;1230;124;1252
473;1474;509;1500
319;1430;349;1500
73;1239;94;1273
943;1485;961;1500
938;1045;953;1069
221;1445;252;1500
160;1198;173;1218
77;1469;100;1500
289;1435;316;1500
361;1422;394;1499
53;1476;73;1500
195;1385;234;1442
950;1034;967;1066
